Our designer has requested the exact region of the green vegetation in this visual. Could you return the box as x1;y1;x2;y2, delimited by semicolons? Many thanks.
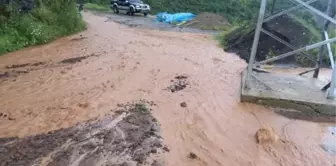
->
84;3;110;11
0;0;86;55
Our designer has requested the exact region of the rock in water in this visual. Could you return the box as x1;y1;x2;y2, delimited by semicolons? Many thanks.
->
255;126;278;144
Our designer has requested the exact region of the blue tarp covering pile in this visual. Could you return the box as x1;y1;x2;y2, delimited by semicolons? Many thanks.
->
156;12;195;24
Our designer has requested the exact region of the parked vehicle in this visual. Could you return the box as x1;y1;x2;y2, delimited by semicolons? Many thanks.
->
110;0;150;16
78;4;84;11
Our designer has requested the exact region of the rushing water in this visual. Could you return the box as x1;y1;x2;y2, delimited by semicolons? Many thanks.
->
0;12;334;166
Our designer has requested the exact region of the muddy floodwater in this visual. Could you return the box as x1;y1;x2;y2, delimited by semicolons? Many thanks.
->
0;12;335;166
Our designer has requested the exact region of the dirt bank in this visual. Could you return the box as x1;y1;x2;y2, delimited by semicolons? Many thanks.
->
223;15;317;66
0;11;334;166
183;12;231;30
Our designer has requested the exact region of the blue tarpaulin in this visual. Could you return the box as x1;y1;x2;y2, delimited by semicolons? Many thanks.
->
156;12;195;24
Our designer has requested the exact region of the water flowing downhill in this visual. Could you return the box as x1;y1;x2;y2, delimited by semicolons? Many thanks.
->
0;12;334;166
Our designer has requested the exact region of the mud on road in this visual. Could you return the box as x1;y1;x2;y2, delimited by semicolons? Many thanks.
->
0;53;102;82
0;102;167;166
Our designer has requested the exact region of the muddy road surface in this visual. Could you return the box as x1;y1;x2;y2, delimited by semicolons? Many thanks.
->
0;12;335;166
97;12;219;34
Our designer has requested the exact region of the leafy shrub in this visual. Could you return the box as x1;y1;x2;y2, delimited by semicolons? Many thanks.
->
0;0;86;55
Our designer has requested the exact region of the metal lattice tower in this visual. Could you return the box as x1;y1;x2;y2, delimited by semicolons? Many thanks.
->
246;0;336;99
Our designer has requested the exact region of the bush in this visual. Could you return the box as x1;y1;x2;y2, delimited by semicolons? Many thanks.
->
0;0;86;55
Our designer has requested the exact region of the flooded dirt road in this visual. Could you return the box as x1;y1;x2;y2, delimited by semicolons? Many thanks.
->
0;12;335;166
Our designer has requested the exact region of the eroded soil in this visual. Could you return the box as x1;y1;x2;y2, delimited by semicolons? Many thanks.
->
0;102;166;166
0;12;334;166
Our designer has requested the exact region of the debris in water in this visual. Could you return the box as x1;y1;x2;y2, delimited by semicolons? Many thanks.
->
180;102;187;108
175;75;188;80
59;56;90;64
189;152;198;159
162;146;170;152
165;75;189;93
31;62;46;66
77;102;89;108
255;126;278;144
8;117;15;121
59;53;100;64
5;63;30;69
13;70;29;74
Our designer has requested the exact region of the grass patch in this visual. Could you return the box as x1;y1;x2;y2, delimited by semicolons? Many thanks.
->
84;3;110;12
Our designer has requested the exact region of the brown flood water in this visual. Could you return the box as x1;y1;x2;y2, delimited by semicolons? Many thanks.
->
0;12;335;166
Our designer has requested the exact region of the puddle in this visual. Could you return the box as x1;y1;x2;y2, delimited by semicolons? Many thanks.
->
321;126;336;155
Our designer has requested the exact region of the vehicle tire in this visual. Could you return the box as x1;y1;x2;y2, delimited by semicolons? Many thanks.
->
112;5;119;14
129;7;135;16
144;13;148;17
